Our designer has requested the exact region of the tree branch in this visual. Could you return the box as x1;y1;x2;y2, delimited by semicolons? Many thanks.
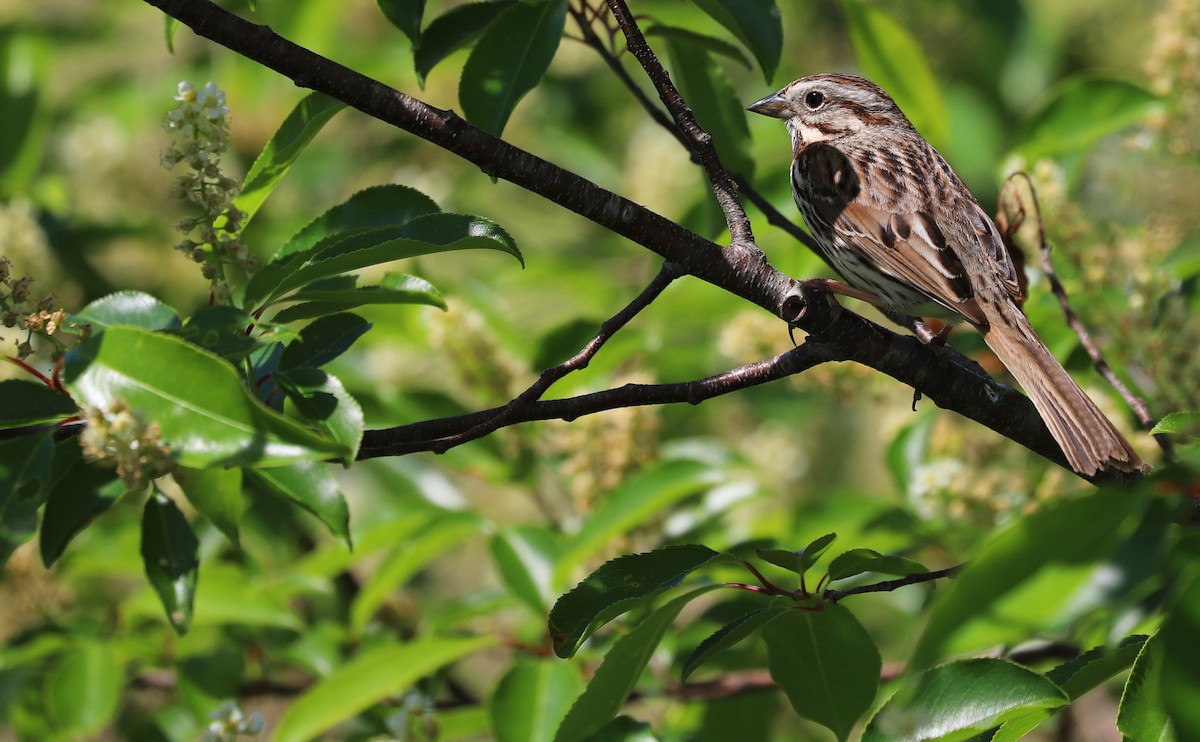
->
142;0;1140;482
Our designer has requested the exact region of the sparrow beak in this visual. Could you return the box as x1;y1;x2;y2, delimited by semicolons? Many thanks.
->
747;92;789;118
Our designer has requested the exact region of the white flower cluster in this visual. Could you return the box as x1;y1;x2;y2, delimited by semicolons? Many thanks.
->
161;81;254;303
199;700;264;742
79;399;174;491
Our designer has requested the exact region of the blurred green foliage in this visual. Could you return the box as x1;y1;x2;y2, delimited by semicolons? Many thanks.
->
1;0;1199;739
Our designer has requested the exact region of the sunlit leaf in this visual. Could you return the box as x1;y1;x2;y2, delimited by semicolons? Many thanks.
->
45;641;121;736
491;658;583;742
72;290;181;332
271;273;445;324
175;465;243;547
1018;77;1162;161
247;461;351;546
277;184;441;261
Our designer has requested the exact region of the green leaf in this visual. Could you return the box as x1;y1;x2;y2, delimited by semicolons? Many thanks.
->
589;716;658;741
141;492;199;635
277;184;441;261
554;459;720;582
910;487;1136;671
72;290;181;332
1152;411;1200;437
1018;77;1162;161
764;603;880;741
169;305;260;361
0;380;77;429
274;636;492;742
554;586;722;742
64;326;350;468
798;532;837;573
1162;577;1200;740
863;659;1067;742
164;15;178;53
827;548;928;582
645;26;750;69
660;35;754;178
271;272;446;323
191;561;301;630
459;0;567;136
248;214;522;309
247;461;351;547
377;0;425;43
39;443;122;567
275;369;364;457
1118;633;1176;741
278;312;372;371
415;1;517;85
233;92;347;228
841;0;948;147
682;603;788;681
690;0;781;82
350;512;480;632
44;641;121;736
175;466;243;546
491;658;583;742
0;432;53;567
0;32;50;192
490;526;562;614
549;543;726;658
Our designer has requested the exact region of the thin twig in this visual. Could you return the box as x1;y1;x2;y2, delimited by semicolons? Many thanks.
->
604;0;753;247
823;564;964;602
1006;173;1172;461
425;263;681;453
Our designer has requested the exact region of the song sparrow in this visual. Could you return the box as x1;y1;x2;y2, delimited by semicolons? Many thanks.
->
749;73;1143;476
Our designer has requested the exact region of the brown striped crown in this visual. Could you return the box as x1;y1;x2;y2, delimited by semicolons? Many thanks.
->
748;74;913;141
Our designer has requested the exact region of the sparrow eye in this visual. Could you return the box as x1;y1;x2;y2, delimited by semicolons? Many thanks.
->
804;91;825;110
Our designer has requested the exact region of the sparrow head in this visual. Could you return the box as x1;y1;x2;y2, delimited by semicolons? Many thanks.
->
748;73;912;144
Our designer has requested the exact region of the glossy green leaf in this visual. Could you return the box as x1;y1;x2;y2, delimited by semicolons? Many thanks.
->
278;184;441;261
554;586;721;742
64;326;349;468
1162;577;1200;740
491;658;583;742
660;35;754;178
233;92;346;227
1118;633;1175;741
554;460;720;582
175;466;243;546
1018;77;1162;161
72;290;181;332
1152;411;1200;436
415;1;516;85
169;305;260;361
798;532;837;573
350;512;480;632
550;544;725;658
45;641;121;736
682;602;788;681
827;548;928;582
275;369;364;457
377;0;425;43
645;26;750;69
271;273;445;323
278;312;372;371
39;445;122;567
910;487;1136;671
459;0;567;136
274;636;492;742
247;461;351;546
141;492;199;635
247;214;521;308
863;659;1067;742
764;603;880;741
490;526;562;613
841;0;948;147
691;0;781;82
0;380;77;429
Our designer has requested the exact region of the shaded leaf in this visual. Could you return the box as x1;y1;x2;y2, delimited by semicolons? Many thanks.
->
271;273;445;324
45;641;121;736
39;445;122;567
277;184;441;261
0;380;77;430
765;603;880;741
682;602;788;681
554;586;721;741
491;658;583;742
247;461;351;547
175;465;243;546
691;0;781;82
459;0;567;136
169;304;260;361
0;432;53;567
1162;577;1200;740
491;526;562;614
645;26;750;69
550;543;725;658
377;0;425;44
141;492;199;634
279;312;373;371
416;1;517;85
275;369;364;457
1118;633;1175;741
827;548;928;582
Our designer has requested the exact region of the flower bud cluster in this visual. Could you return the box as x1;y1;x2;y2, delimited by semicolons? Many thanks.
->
161;81;256;303
0;256;84;360
79;399;175;491
199;700;264;742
